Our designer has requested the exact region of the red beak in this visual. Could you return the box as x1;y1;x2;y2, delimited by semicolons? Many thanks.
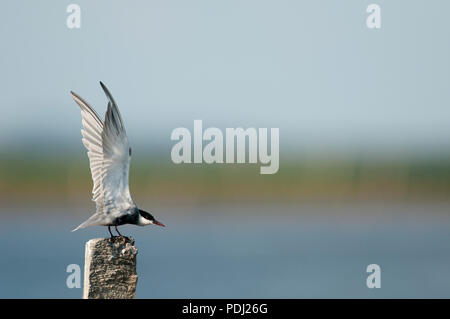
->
154;220;165;227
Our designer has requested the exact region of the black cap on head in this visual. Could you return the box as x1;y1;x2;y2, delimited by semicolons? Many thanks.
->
139;209;165;227
139;209;154;221
139;209;166;227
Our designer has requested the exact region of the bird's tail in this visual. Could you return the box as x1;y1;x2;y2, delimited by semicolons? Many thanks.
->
71;214;103;232
71;222;87;232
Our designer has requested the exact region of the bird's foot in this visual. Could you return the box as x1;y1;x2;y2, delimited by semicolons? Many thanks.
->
109;235;128;244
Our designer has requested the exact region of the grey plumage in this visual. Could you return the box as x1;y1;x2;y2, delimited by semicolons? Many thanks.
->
71;82;135;231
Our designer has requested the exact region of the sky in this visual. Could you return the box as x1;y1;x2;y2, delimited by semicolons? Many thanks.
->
1;0;450;156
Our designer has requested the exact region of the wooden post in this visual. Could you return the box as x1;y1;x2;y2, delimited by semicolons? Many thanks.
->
83;237;138;299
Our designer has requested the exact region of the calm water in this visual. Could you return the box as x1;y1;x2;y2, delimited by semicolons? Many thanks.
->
1;203;450;298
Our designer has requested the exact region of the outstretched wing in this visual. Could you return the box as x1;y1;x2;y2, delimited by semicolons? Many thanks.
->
70;82;133;215
99;82;133;211
70;91;106;207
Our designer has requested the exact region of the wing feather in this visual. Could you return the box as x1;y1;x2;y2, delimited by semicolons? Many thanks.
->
70;91;105;208
100;93;133;211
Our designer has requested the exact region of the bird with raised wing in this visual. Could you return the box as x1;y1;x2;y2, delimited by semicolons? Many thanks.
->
70;82;165;238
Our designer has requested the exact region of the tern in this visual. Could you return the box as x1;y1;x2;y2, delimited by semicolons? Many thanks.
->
70;82;165;237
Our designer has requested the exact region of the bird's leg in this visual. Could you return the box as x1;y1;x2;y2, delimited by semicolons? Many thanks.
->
108;226;115;239
115;226;124;238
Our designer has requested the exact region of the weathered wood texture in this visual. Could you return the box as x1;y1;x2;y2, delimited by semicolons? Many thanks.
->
83;237;138;299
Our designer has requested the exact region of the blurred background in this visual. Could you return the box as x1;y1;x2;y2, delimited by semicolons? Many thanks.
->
1;0;450;298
